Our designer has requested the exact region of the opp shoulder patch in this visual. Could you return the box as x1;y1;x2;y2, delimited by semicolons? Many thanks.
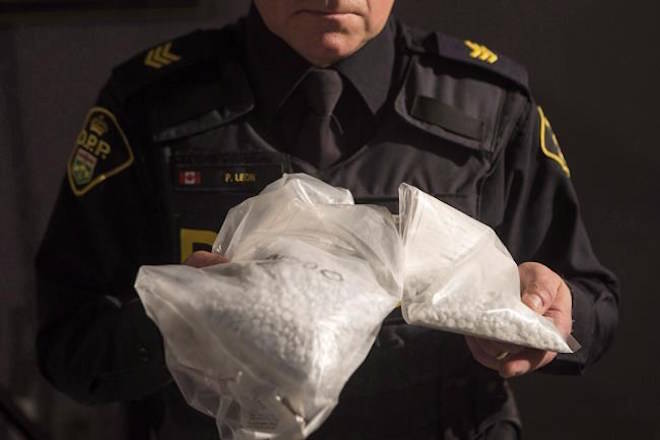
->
537;106;570;177
67;107;134;196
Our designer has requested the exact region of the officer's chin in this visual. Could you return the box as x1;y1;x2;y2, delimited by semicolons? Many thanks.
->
303;33;367;66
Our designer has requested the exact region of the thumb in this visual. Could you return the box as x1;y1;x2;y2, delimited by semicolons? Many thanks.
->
183;251;229;268
519;262;560;315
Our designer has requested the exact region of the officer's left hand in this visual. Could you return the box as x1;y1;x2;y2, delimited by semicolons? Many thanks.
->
465;262;573;378
183;251;229;268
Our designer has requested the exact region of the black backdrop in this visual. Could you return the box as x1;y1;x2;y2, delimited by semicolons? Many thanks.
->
1;1;658;438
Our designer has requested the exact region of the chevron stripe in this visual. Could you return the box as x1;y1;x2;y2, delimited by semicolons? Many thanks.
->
144;42;181;69
465;40;498;64
161;42;181;62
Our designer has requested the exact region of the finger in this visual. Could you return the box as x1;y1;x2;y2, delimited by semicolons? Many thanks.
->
183;251;229;268
464;336;500;371
519;262;562;315
469;337;523;359
498;348;557;378
544;280;573;338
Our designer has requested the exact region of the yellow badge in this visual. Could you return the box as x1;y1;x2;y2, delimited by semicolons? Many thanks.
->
179;228;217;263
537;106;570;177
68;107;134;196
465;40;499;64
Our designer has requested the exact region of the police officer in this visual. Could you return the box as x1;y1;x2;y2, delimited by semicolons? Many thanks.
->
36;1;619;439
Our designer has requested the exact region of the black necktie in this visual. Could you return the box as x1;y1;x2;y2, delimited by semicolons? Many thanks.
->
295;68;344;169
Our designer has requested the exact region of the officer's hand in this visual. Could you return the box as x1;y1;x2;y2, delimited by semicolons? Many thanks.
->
465;262;573;378
183;251;229;268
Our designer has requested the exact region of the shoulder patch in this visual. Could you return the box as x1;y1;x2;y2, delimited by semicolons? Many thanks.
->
143;42;182;70
464;40;498;64
403;26;529;92
436;34;528;91
111;29;235;100
537;106;570;177
68;107;134;196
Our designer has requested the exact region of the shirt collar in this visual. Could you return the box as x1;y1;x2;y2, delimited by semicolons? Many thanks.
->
245;5;396;117
333;17;395;114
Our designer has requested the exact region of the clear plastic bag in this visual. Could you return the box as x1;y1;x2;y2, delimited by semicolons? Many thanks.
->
134;174;403;439
398;183;579;353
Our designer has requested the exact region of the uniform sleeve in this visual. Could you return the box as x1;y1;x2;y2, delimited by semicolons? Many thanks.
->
491;98;620;374
35;79;172;404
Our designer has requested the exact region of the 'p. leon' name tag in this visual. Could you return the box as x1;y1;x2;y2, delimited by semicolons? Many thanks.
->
173;162;284;192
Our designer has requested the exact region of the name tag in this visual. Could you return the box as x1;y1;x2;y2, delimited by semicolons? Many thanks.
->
172;154;284;193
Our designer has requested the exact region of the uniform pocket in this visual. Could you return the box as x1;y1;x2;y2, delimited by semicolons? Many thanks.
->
153;147;285;262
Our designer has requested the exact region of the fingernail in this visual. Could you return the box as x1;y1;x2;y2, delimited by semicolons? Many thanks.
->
524;293;543;311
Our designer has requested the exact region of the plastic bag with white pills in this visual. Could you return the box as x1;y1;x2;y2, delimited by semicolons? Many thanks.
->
135;174;403;440
398;183;580;354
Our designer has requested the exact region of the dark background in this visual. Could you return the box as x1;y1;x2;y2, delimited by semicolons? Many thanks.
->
1;1;658;438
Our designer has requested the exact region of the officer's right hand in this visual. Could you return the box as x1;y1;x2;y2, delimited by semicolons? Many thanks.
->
465;262;573;378
183;251;229;268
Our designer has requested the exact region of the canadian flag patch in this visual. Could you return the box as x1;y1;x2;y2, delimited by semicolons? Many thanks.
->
178;170;201;186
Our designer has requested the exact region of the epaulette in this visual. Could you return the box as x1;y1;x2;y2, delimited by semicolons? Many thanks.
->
111;26;240;101
402;25;530;93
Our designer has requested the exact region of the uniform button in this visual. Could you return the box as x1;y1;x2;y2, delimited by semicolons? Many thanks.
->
138;346;150;363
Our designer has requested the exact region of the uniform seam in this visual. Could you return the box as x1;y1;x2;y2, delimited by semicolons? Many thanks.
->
476;89;506;219
476;92;530;221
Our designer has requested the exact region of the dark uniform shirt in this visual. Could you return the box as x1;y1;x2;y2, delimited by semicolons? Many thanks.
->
35;6;619;440
244;6;396;157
